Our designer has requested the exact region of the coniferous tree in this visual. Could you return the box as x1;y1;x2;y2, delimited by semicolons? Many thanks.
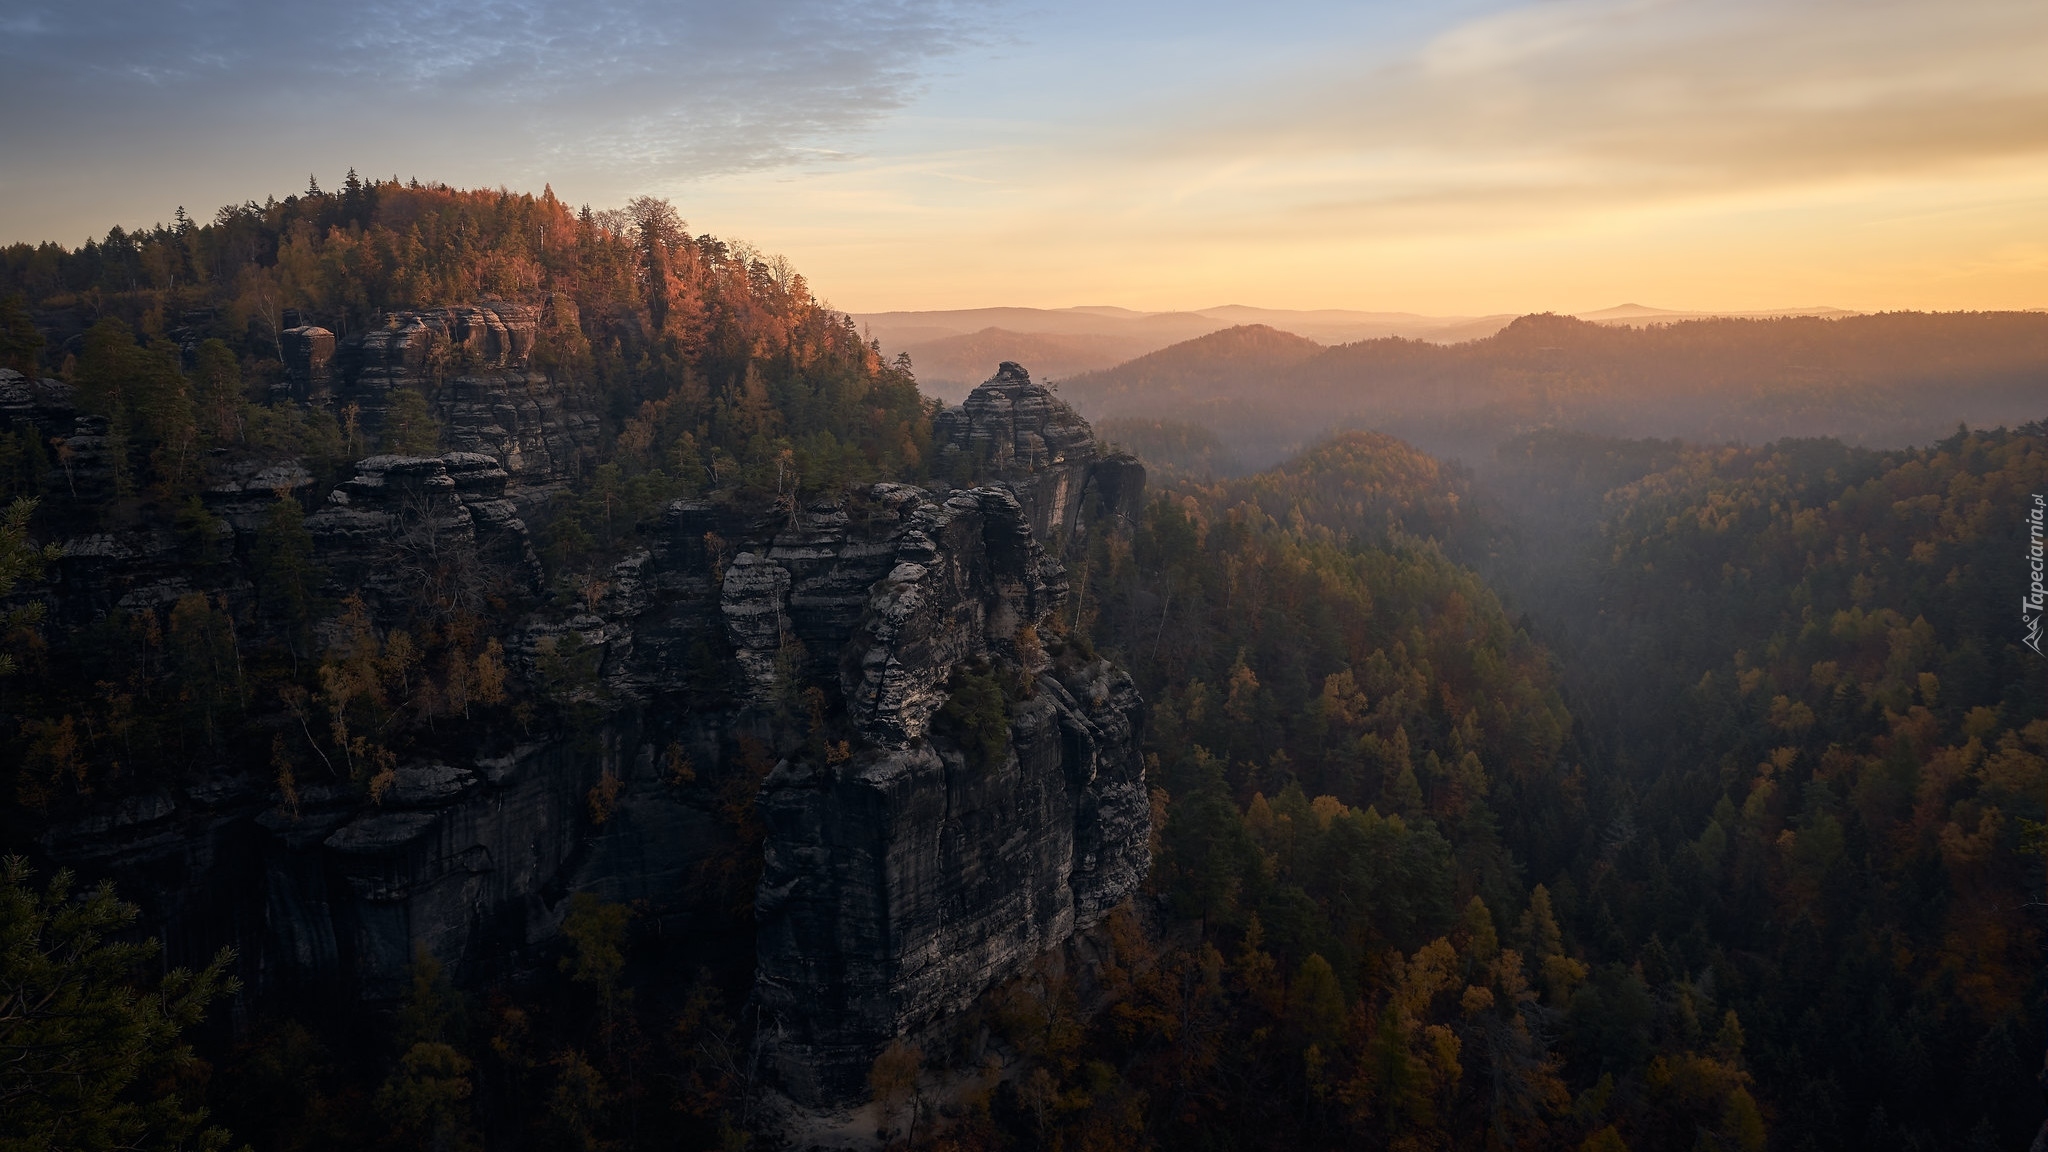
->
0;859;239;1152
0;295;41;377
380;389;442;456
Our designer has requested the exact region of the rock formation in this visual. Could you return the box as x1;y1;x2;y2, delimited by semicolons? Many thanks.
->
306;452;545;615
9;344;1149;1109
332;302;601;501
750;479;1150;1101
933;361;1146;549
278;325;335;403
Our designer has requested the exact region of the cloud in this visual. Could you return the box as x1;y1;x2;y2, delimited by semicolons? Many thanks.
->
6;0;2041;311
0;0;991;182
666;0;2047;313
1118;0;2048;232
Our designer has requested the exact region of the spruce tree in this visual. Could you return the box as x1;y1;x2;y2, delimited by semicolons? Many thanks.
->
0;859;239;1151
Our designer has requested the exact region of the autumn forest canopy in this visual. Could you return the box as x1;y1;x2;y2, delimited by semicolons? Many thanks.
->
0;177;2044;1152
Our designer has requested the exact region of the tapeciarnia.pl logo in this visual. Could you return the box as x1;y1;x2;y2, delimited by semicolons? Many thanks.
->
2028;493;2045;655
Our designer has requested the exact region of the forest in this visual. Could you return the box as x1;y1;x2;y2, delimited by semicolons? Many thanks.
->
0;179;2042;1151
1011;423;2047;1150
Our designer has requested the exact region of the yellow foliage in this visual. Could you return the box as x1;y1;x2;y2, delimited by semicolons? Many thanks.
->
1580;1125;1629;1152
1459;985;1495;1017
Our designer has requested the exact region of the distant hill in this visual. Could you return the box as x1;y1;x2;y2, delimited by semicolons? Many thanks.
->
854;306;1226;351
894;327;1156;402
1178;305;1509;344
1574;302;1862;326
1061;324;1323;411
1056;325;1325;465
851;305;1519;392
858;302;1879;405
1055;311;2048;466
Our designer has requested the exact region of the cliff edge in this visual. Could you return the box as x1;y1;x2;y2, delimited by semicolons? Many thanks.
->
752;363;1151;1098
10;344;1148;1110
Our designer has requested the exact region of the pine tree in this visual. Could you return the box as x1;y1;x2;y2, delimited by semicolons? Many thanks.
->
380;389;443;456
252;496;319;652
0;858;239;1151
0;295;40;378
0;497;56;677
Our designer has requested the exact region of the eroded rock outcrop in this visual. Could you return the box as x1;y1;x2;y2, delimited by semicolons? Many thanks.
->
14;349;1149;1111
335;303;600;499
932;361;1146;550
752;647;1150;1101
279;325;335;403
306;452;545;613
744;366;1152;1104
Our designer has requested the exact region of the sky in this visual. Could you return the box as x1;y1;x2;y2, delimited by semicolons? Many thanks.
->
2;0;2045;315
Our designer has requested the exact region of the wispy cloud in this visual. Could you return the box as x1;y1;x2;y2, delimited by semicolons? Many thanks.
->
4;0;2042;311
1133;0;2048;231
0;0;992;190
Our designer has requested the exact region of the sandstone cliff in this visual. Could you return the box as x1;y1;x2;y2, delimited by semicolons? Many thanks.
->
7;345;1147;1107
751;481;1150;1101
933;361;1146;550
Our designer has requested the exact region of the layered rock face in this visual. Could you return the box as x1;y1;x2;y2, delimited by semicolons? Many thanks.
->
9;321;651;1003
750;367;1151;1103
932;361;1147;550
4;305;595;626
279;325;336;403
306;452;545;614
754;654;1148;1102
14;347;1148;1107
334;303;600;499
